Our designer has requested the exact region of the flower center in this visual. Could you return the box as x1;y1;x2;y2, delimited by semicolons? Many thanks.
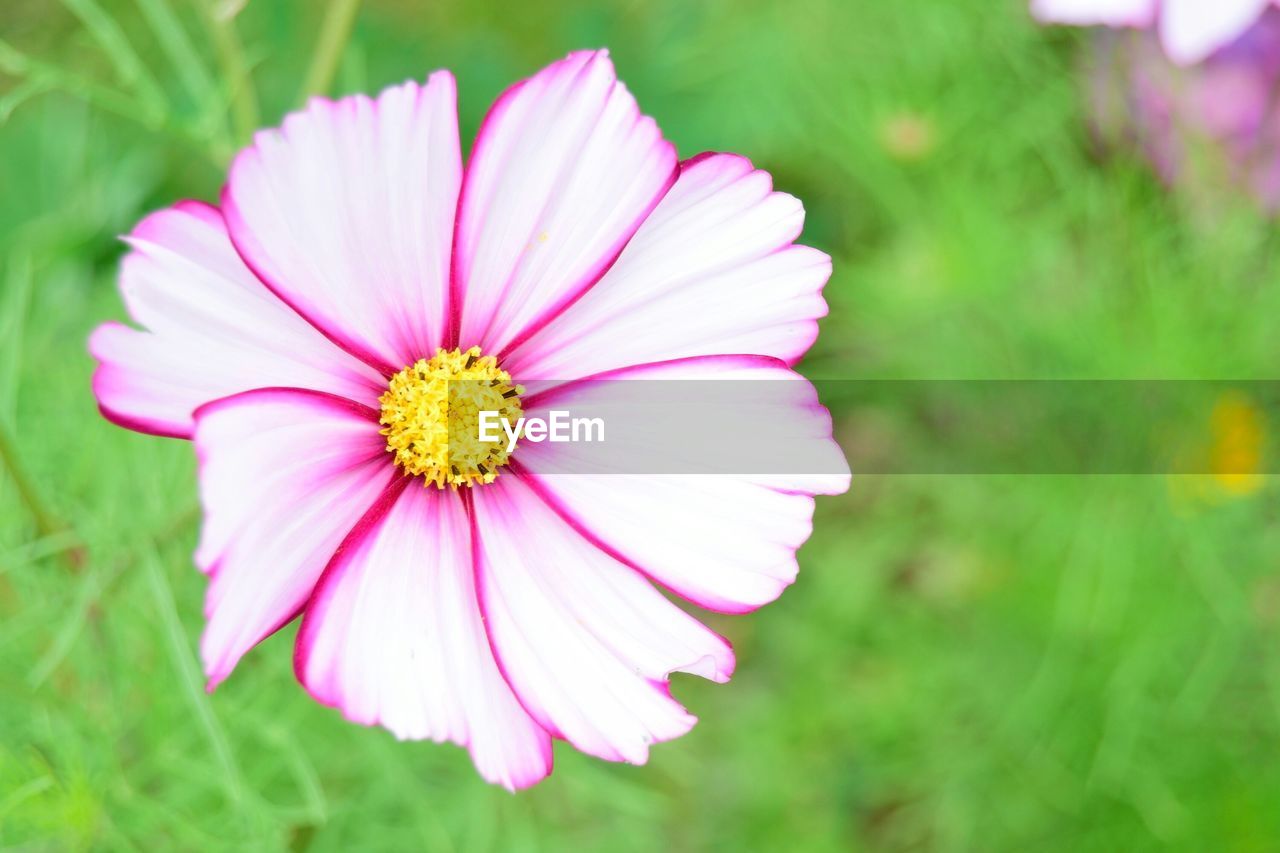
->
378;346;524;488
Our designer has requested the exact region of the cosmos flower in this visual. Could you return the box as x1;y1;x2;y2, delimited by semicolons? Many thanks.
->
1031;0;1280;65
89;50;849;790
1034;1;1280;210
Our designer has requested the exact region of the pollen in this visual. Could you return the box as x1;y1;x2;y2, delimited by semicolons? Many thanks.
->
378;346;524;488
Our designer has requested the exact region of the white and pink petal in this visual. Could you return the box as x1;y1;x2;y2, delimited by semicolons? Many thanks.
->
193;388;396;688
471;474;735;765
90;201;385;438
295;484;553;791
1030;0;1158;27
515;355;850;613
452;50;678;357
1159;0;1273;64
505;153;830;379
223;73;461;372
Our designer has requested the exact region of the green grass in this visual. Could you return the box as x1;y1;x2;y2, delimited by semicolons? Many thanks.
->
4;0;1280;849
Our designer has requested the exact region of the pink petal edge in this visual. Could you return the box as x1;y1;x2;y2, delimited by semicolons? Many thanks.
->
295;481;555;791
450;49;679;357
470;474;737;765
193;387;393;690
222;71;462;375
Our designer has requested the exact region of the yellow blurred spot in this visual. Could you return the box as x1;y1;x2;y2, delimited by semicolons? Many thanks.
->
1167;391;1266;510
1209;392;1264;496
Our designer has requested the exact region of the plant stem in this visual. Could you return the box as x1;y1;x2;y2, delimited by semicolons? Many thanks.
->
0;420;66;543
207;4;259;148
299;0;362;104
0;37;161;128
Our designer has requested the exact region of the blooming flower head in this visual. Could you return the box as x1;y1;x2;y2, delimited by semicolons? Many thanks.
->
1035;1;1280;209
90;50;849;789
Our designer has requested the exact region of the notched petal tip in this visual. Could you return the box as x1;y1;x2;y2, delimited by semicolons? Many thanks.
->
453;43;678;357
200;641;231;694
562;46;612;68
672;649;736;685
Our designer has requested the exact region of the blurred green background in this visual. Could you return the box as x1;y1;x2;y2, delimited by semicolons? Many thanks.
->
4;0;1280;849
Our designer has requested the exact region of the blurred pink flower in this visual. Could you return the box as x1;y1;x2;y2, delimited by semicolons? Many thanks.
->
89;50;849;790
1032;0;1278;65
1036;2;1280;209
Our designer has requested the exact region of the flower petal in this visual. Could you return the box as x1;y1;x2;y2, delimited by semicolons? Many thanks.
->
515;355;850;613
295;483;553;791
1030;0;1158;27
452;50;677;357
504;153;830;379
471;474;735;765
90;201;384;438
1160;0;1272;64
193;388;396;688
223;73;461;373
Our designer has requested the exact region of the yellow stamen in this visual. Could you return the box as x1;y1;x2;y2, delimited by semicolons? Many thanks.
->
378;346;524;488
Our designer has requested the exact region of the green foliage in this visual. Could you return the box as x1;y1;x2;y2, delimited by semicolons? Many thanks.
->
3;0;1280;849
